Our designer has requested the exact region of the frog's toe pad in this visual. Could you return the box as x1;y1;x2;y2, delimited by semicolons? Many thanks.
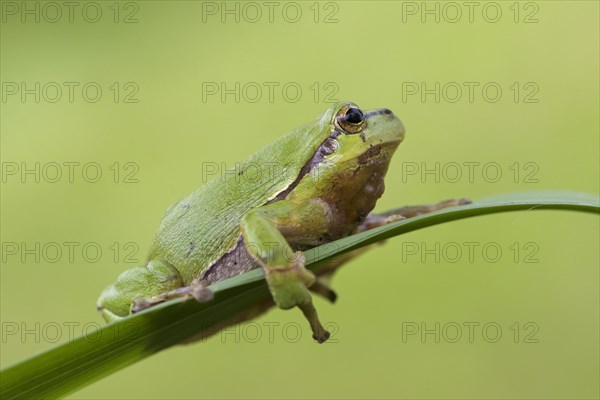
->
190;280;214;303
313;330;330;344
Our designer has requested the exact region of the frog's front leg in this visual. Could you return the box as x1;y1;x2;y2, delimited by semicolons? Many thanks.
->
241;199;332;343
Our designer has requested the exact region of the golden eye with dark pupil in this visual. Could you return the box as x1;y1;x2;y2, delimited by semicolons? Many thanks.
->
335;105;366;134
345;107;364;124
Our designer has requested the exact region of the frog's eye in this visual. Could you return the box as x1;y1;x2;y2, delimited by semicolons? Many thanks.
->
335;105;366;134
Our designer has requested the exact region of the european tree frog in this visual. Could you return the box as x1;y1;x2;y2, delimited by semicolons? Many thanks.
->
97;102;468;343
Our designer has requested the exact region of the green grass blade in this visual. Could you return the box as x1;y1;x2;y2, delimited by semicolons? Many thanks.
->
1;191;598;399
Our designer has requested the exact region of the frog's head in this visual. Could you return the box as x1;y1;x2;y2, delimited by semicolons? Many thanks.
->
292;102;405;231
322;101;405;163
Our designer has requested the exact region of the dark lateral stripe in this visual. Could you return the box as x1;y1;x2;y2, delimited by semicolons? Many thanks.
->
267;129;341;203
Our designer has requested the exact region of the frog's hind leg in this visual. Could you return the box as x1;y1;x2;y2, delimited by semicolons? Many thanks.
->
132;279;213;313
97;259;189;319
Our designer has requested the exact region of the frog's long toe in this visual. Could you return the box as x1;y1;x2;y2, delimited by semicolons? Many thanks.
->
132;298;161;313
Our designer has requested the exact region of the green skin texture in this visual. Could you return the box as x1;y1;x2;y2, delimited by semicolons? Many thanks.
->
97;102;407;343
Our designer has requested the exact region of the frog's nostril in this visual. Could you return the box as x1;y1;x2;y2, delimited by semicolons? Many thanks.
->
382;109;392;115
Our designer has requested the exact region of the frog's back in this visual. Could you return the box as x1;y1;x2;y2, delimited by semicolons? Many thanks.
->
147;118;329;283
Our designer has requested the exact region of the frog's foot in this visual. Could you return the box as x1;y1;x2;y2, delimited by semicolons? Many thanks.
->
132;279;214;313
266;252;330;343
356;213;406;233
367;197;472;224
393;198;471;219
433;197;472;209
309;279;337;303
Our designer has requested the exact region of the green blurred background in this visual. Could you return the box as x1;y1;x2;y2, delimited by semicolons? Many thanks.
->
1;1;598;398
